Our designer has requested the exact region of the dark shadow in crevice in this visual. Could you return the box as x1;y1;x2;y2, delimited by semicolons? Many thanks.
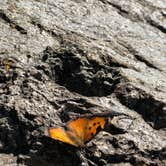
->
117;41;160;71
144;147;166;161
146;17;166;35
0;105;29;155
0;10;27;34
115;84;166;129
23;136;81;166
40;46;122;97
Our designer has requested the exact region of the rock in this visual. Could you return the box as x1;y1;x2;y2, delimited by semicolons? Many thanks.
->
0;0;166;165
0;153;18;166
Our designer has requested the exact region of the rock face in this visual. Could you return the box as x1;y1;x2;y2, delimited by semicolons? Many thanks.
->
0;0;166;165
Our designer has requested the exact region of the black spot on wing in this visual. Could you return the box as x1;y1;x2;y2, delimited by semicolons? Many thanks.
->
93;122;96;126
91;133;94;136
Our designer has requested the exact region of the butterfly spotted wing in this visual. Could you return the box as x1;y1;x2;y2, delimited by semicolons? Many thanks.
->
83;116;107;143
48;116;108;147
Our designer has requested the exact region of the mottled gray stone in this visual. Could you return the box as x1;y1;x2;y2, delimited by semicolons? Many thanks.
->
0;0;166;165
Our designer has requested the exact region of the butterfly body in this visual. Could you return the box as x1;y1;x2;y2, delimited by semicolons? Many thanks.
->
47;112;126;147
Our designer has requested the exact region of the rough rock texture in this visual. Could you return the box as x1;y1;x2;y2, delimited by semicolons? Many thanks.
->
0;0;166;165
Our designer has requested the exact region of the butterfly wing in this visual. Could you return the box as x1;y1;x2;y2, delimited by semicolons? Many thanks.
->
67;118;89;147
84;117;108;143
48;127;79;147
48;116;108;147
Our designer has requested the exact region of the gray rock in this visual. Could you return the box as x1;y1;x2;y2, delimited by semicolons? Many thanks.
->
0;0;166;165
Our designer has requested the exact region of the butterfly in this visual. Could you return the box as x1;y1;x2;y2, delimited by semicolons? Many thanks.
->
46;111;126;148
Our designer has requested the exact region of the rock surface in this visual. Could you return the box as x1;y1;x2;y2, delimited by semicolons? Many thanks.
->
0;0;166;165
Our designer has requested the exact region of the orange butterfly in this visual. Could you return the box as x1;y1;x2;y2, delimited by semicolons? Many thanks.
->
46;112;126;147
